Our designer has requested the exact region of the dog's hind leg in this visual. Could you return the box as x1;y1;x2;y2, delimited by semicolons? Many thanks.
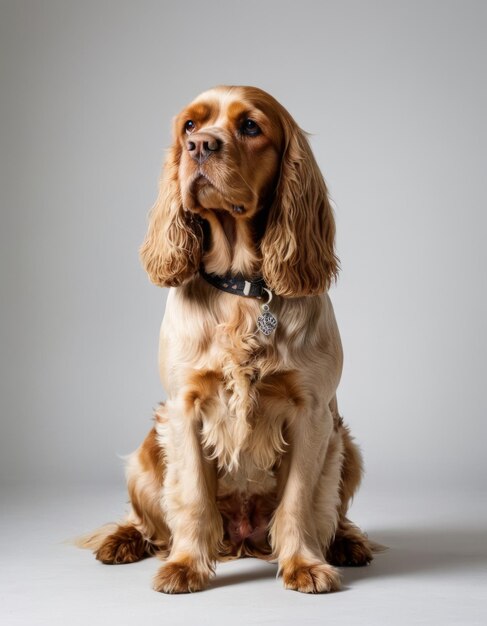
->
325;398;374;567
77;414;171;564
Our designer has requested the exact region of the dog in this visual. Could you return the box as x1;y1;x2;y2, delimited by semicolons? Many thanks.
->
79;85;374;593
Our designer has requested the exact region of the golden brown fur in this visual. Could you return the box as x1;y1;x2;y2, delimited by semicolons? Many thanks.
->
79;86;373;593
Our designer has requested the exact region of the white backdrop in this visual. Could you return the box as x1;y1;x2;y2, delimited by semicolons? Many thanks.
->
1;0;485;497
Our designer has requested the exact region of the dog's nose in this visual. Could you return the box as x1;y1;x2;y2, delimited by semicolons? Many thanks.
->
186;133;222;163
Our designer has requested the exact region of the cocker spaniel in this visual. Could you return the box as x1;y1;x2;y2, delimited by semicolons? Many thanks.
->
80;85;374;593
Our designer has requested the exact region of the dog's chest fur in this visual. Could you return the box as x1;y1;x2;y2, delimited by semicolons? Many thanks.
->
163;286;305;536
198;313;290;475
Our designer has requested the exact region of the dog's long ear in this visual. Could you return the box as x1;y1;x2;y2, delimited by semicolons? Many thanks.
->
140;141;202;287
260;119;339;297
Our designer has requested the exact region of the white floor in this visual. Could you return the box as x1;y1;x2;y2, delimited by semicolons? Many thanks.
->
1;485;486;626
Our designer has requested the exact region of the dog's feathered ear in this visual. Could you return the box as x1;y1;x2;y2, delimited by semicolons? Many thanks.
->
260;119;339;297
140;141;202;287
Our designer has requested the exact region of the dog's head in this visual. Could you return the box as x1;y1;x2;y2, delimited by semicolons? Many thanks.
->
141;86;338;297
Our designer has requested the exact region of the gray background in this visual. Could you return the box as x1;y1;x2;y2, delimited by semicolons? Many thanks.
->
1;0;485;492
0;2;486;624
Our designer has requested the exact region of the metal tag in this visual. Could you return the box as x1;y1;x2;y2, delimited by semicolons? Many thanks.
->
257;304;278;336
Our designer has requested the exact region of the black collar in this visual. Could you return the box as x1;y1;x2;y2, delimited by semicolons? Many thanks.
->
200;267;268;299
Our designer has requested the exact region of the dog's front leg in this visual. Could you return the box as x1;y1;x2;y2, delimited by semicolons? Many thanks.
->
153;399;222;593
271;403;342;593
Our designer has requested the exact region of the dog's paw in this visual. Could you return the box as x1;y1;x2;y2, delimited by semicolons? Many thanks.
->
153;559;210;593
95;524;148;564
281;557;341;593
327;526;374;567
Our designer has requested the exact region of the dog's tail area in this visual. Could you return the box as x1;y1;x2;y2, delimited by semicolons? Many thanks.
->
73;523;119;551
73;522;161;564
369;539;389;554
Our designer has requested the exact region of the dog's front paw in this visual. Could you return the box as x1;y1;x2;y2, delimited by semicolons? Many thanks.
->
281;557;341;593
153;558;211;593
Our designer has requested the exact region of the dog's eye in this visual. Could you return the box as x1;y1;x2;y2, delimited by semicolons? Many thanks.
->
241;119;261;137
184;120;195;133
